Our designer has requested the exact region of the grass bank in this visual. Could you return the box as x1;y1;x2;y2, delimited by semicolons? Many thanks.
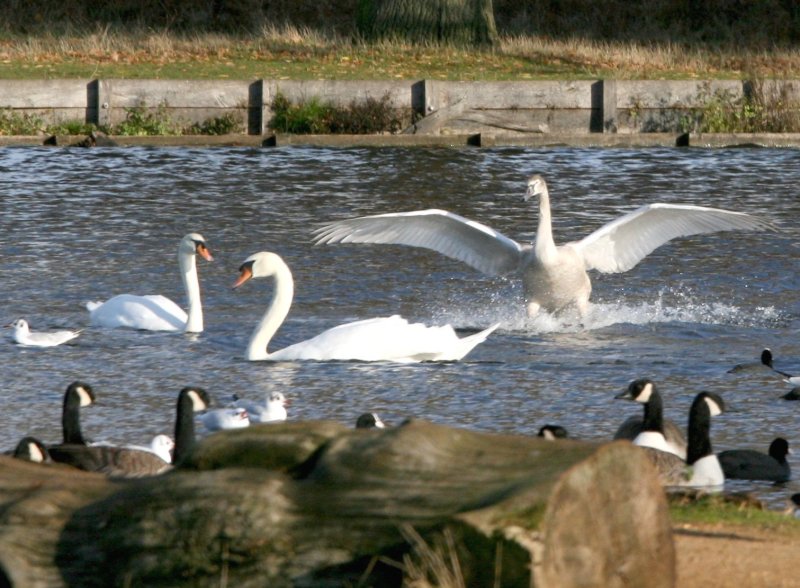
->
2;25;800;81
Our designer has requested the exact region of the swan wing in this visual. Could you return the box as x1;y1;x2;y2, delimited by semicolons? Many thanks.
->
573;203;775;274
314;209;523;276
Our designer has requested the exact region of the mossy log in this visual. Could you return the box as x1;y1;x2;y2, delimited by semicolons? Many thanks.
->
0;420;673;587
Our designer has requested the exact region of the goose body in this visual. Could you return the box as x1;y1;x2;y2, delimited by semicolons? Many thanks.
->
48;386;209;477
8;319;81;347
718;437;791;482
233;391;288;423
314;175;773;318
233;251;499;362
87;233;213;332
614;378;687;459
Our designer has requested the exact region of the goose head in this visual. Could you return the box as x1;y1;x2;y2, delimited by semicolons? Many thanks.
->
524;174;548;201
770;437;791;462
615;378;657;403
13;436;49;463
537;424;568;440
698;391;725;417
66;381;96;408
356;412;385;429
180;233;214;262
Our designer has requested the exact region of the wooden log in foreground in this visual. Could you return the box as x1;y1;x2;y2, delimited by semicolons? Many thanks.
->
0;420;674;587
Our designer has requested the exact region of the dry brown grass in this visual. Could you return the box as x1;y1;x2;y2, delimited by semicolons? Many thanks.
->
1;24;800;80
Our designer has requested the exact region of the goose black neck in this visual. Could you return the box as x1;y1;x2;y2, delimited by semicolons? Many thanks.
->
62;391;86;445
640;390;664;432
686;397;712;465
172;392;196;465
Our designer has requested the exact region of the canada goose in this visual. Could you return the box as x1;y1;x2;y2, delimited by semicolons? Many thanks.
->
728;348;791;378
48;386;210;477
232;391;289;423
11;437;50;463
59;381;97;445
537;424;568;440
718;437;791;482
614;378;687;459
643;391;726;489
355;412;385;429
314;175;773;318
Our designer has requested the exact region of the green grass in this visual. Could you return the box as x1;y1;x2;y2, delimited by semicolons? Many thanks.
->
668;492;800;534
1;26;800;81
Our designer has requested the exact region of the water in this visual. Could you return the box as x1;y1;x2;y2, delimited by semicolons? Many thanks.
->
2;145;799;509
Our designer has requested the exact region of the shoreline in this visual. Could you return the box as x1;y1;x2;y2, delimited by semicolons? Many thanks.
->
3;132;800;148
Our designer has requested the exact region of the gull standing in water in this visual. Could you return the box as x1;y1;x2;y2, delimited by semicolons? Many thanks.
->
315;175;774;318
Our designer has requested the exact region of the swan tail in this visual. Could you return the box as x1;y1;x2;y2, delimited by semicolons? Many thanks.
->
421;322;500;362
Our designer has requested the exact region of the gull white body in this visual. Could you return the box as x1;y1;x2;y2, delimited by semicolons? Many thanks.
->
9;319;81;347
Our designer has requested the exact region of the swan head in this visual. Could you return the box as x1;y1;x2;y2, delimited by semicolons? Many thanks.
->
180;233;214;262
232;251;284;288
615;378;656;403
524;174;548;201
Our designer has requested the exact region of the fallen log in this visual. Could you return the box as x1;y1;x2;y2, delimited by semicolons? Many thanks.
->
0;420;673;587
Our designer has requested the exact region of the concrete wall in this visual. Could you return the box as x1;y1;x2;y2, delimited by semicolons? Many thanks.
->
1;79;798;135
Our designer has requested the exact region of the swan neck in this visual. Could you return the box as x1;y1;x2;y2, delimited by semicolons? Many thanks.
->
534;186;557;258
179;248;203;333
246;259;294;361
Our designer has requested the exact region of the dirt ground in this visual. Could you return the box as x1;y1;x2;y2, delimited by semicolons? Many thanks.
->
674;521;800;588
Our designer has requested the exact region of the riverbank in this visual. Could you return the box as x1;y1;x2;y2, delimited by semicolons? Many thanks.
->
4;131;800;148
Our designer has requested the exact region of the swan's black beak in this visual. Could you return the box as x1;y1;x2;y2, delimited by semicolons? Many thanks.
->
232;261;254;289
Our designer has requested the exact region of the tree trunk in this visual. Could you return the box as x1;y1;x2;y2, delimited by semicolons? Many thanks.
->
357;0;498;46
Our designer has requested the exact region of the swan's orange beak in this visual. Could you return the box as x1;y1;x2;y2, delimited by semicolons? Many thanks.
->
232;265;253;289
196;243;213;262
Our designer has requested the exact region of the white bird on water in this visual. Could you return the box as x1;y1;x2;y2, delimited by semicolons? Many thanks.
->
86;233;213;333
8;318;81;347
314;175;774;319
232;251;498;362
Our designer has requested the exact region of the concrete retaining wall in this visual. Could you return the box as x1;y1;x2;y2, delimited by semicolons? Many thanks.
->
1;79;799;136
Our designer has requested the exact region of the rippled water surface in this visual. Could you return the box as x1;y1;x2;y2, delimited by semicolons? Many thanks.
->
2;145;799;508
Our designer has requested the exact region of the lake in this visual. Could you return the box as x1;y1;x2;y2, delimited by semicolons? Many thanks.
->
2;144;799;507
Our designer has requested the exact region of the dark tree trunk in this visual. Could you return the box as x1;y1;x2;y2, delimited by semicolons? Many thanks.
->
357;0;498;46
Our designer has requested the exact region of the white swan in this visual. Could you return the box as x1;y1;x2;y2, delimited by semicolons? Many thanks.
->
233;251;499;362
314;175;774;318
8;318;81;347
86;233;213;332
